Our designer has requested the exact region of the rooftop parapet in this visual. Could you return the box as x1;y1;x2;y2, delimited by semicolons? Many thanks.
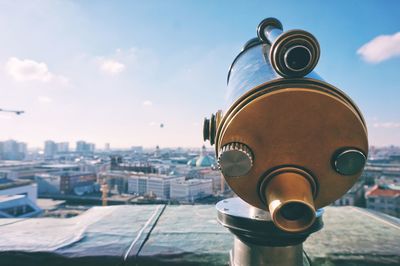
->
0;204;398;265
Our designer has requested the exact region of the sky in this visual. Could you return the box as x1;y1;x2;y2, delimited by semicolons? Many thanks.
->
0;0;399;149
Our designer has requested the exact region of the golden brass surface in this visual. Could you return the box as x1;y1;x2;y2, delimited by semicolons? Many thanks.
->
215;110;223;130
263;168;316;232
216;79;368;212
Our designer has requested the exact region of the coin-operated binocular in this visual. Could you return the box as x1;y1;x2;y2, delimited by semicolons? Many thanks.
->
203;18;368;266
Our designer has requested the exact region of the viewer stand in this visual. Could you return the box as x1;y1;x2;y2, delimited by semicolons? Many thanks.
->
216;197;323;266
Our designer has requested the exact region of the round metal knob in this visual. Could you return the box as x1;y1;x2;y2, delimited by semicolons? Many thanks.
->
333;149;366;175
203;113;217;145
218;143;253;177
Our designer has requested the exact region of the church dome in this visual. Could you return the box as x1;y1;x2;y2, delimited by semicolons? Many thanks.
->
195;155;215;167
187;158;197;166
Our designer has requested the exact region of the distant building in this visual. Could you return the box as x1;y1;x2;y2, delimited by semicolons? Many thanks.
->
57;142;69;153
365;185;400;218
99;171;129;194
35;173;62;195
44;141;70;158
333;181;365;207
170;178;213;202
76;141;95;154
17;142;27;157
60;172;97;195
187;145;215;168
0;161;46;180
110;156;156;173
131;146;143;154
40;164;80;172
44;140;57;159
104;143;110;152
362;163;400;186
0;140;27;160
0;178;41;218
127;174;179;200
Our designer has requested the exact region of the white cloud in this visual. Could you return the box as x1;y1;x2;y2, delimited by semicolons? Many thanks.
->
37;96;53;103
373;122;400;128
6;57;53;82
99;59;125;75
5;57;67;83
357;32;400;63
148;121;157;127
142;100;153;107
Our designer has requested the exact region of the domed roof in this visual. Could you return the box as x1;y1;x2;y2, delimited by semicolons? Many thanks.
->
187;146;215;167
187;158;197;166
195;155;215;167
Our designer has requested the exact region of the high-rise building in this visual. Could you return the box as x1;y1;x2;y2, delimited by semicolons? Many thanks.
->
17;142;27;156
76;141;95;154
0;140;27;160
56;142;69;153
88;143;95;153
104;143;110;152
44;140;57;158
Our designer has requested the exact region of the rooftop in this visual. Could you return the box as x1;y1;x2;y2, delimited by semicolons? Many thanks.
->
366;185;400;197
0;204;399;265
0;178;34;190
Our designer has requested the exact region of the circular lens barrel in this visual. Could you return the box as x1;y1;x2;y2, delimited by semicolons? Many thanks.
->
257;18;320;78
270;30;320;78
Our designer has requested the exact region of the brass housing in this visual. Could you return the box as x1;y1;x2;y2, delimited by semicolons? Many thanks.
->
262;167;317;232
215;78;368;231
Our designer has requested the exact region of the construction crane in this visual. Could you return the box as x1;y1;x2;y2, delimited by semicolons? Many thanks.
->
0;108;25;115
101;182;109;206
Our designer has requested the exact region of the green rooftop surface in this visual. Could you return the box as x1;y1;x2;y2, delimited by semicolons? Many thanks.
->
0;204;398;265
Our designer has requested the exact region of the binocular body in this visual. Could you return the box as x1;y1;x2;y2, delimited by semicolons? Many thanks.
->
204;18;368;232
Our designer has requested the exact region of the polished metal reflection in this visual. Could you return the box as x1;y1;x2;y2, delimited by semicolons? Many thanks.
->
225;42;321;111
255;17;320;78
231;238;306;266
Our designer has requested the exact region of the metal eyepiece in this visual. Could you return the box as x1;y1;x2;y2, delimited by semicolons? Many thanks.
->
257;17;320;78
274;201;316;232
260;167;317;232
284;45;312;72
270;29;320;78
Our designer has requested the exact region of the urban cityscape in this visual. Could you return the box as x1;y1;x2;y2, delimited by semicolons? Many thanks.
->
0;1;399;265
0;139;399;219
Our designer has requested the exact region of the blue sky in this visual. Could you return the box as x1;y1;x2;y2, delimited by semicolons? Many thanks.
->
0;0;399;148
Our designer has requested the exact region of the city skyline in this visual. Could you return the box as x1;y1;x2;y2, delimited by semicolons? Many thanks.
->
0;1;399;147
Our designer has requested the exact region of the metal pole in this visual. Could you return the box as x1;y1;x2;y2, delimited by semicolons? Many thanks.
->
231;238;305;266
216;197;322;266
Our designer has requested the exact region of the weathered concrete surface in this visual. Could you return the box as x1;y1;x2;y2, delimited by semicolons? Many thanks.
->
0;204;398;265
